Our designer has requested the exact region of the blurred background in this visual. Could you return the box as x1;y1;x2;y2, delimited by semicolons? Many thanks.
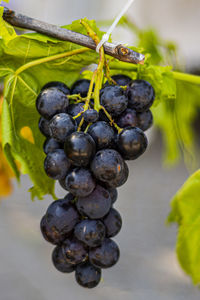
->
1;0;200;299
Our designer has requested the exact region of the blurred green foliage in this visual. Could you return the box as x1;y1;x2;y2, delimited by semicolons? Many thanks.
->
99;16;200;170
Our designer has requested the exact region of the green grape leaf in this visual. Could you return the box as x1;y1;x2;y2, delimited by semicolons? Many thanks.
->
137;29;163;65
168;170;200;284
152;80;200;168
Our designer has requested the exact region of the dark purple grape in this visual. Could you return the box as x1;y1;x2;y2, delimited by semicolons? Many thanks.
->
117;127;148;160
99;109;110;123
137;110;153;131
88;121;115;150
64;193;75;204
67;103;84;125
49;113;76;143
59;178;68;190
105;74;132;87
43;138;63;154
90;149;125;182
126;80;155;112
74;219;106;247
100;85;128;116
62;237;88;265
44;149;71;180
63;168;96;197
89;238;120;269
102;208;122;238
107;187;118;204
116;108;138;128
75;262;101;288
36;87;69;120
76;185;111;219
41;81;70;95
106;162;129;188
45;199;79;236
40;215;66;245
38;117;51;137
83;109;99;123
112;74;132;86
64;132;96;167
71;79;90;97
52;246;75;273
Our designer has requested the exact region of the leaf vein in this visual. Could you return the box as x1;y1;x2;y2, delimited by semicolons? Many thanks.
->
18;76;38;97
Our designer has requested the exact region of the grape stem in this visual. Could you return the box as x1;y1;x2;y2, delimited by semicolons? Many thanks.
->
100;106;123;133
172;72;200;85
67;94;85;101
109;62;200;85
76;69;97;131
76;20;123;134
15;48;89;75
84;123;92;133
104;59;117;85
80;20;105;113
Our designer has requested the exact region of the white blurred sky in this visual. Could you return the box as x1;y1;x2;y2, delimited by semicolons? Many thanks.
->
5;0;200;68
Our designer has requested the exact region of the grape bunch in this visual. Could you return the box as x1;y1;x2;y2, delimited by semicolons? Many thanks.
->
37;75;155;288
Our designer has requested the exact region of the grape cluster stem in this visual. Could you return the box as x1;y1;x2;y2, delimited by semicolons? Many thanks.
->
73;20;123;133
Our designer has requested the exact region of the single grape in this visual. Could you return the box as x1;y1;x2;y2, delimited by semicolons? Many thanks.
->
43;138;63;154
64;132;96;167
62;237;88;265
49;113;77;143
67;103;85;125
71;79;90;97
126;80;155;112
90;149;125;182
74;219;106;247
105;74;132;87
117;127;148;160
41;81;70;95
106;162;129;188
137;110;153;131
52;246;75;273
63;168;96;197
100;85;128;116
76;185;111;219
45;198;79;236
83;109;99;123
40;215;66;245
107;187;118;205
116;108;138;128
75;262;101;288
36;87;69;120
88;121;115;150
112;74;132;86
38;117;51;137
102;208;122;238
44;149;71;180
89;238;120;269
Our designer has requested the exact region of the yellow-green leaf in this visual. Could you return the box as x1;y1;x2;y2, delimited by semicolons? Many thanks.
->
168;170;200;284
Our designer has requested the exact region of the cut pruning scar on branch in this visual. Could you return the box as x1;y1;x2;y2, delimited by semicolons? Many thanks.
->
2;6;145;65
